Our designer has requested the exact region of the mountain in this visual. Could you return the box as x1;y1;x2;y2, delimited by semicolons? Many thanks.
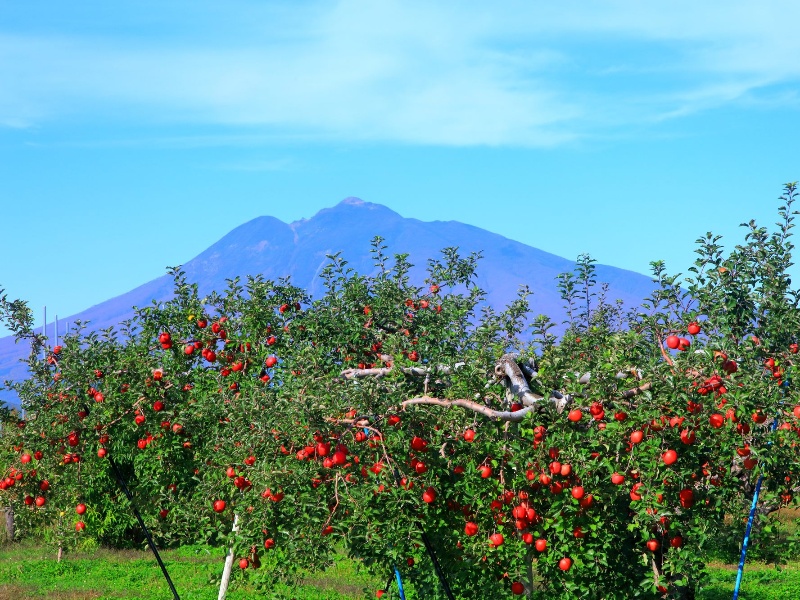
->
0;198;655;408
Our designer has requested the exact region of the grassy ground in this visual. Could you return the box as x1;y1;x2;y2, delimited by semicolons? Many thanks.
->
1;539;800;599
0;540;380;600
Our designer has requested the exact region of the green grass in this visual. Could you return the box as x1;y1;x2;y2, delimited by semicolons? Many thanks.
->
0;539;380;600
2;539;800;599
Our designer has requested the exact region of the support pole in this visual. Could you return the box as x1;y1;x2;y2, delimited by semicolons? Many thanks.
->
108;457;180;600
732;417;780;600
218;513;240;600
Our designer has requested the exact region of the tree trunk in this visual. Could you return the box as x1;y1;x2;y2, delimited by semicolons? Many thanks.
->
2;506;14;542
217;514;240;600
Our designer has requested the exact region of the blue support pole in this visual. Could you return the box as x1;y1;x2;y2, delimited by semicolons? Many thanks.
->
365;426;407;600
394;566;407;600
732;416;780;600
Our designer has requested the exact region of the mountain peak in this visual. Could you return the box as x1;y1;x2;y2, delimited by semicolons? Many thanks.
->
339;196;366;206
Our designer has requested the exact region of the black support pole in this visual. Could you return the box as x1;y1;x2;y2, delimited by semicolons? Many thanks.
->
419;528;456;600
108;456;180;600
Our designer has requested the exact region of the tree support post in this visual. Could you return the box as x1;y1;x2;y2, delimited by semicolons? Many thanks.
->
733;417;779;600
218;513;240;600
108;457;180;600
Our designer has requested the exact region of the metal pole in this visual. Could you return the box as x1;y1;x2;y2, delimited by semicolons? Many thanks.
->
108;457;180;600
732;417;780;600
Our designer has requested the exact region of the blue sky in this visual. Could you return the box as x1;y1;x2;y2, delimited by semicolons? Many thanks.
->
1;1;799;336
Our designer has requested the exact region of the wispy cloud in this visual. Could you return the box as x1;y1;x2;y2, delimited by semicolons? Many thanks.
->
216;157;295;172
1;0;798;146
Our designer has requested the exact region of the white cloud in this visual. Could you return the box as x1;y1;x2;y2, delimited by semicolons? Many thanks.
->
1;0;798;146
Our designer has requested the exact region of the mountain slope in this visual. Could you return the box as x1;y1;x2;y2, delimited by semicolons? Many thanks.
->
0;197;654;407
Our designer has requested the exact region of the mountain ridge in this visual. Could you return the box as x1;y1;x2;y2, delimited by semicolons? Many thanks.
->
0;198;655;408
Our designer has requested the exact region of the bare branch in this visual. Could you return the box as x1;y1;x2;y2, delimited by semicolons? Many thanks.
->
401;396;537;422
339;363;464;380
495;354;544;407
621;382;652;399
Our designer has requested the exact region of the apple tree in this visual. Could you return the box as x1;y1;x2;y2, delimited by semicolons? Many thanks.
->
2;183;800;600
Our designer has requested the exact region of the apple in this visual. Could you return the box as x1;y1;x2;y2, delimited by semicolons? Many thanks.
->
611;473;625;485
630;483;643;501
646;539;661;552
666;336;679;349
20;453;31;464
75;521;86;532
709;413;724;428
670;535;684;548
630;430;644;444
679;489;694;508
687;322;701;335
680;429;696;445
464;522;478;536
678;338;691;351
35;496;46;507
511;581;525;595
239;558;249;569
76;503;87;515
479;465;492;478
662;450;678;465
213;500;226;513
535;538;547;552
265;356;278;368
558;557;572;571
489;533;504;547
463;429;475;442
411;437;428;452
571;486;585;500
568;409;583;422
422;487;436;503
159;509;169;519
264;538;275;550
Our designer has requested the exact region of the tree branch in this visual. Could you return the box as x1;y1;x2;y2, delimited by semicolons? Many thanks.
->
401;396;537;422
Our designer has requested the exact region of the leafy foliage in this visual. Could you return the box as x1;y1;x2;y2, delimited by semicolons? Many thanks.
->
1;184;800;600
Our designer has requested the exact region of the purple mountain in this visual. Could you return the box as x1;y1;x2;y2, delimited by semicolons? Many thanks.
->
0;198;655;408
